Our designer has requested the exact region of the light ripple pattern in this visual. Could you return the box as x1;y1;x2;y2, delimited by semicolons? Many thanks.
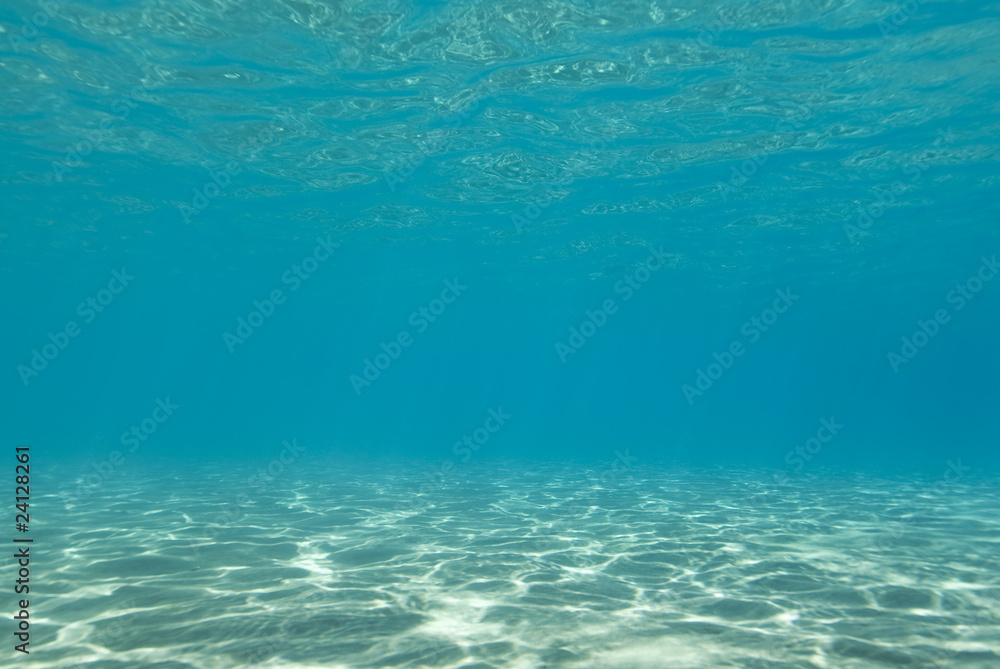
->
29;462;1000;668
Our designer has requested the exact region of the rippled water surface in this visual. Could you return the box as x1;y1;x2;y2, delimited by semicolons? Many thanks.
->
4;0;998;269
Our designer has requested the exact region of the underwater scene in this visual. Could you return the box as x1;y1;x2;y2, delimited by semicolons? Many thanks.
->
2;0;1000;667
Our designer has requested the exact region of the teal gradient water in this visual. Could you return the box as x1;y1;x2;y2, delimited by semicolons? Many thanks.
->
3;2;1000;667
4;0;998;474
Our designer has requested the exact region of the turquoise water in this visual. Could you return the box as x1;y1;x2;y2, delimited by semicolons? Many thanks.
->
3;0;1000;667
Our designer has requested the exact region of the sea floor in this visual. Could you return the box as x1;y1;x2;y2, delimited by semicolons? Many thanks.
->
26;460;1000;668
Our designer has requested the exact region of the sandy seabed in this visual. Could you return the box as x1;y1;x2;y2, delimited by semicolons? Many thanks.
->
24;459;1000;668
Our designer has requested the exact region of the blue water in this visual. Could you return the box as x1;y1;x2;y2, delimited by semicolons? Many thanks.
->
2;1;1000;667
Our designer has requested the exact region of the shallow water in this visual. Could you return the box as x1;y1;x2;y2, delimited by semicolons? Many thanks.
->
22;462;1000;668
3;0;1000;666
